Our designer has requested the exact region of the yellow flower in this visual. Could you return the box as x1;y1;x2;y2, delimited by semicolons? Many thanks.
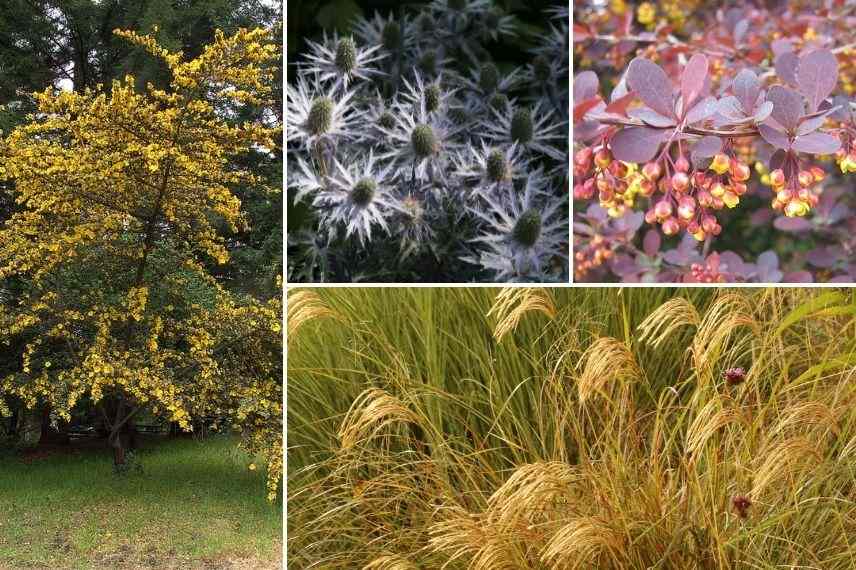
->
637;2;656;25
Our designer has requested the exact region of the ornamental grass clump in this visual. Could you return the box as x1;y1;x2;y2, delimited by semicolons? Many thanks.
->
287;3;569;282
288;287;856;568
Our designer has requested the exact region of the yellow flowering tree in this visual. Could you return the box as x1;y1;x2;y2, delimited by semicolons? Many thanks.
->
0;27;282;499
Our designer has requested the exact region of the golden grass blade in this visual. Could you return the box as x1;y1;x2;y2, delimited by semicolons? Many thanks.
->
752;436;820;500
338;388;420;452
541;517;623;569
287;289;340;338
488;287;557;342
685;398;742;457
637;297;700;349
577;336;640;403
486;462;577;531
362;554;420;570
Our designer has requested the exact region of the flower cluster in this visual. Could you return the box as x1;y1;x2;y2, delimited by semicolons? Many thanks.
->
287;2;569;283
573;1;856;283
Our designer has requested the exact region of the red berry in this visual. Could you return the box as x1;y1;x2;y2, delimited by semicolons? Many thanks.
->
770;169;785;187
642;162;662;181
654;199;673;219
671;172;690;192
730;159;751;182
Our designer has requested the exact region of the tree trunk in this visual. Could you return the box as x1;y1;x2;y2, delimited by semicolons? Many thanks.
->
16;408;42;448
106;398;139;466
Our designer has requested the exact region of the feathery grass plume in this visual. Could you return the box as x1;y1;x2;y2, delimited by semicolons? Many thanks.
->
636;296;701;349
691;293;758;383
541;516;624;569
363;554;420;570
577;336;640;403
338;388;421;452
685;397;744;457
488;287;556;342
486;462;576;532
429;506;533;570
289;289;856;568
770;401;840;439
428;506;490;566
287;289;340;338
751;436;820;501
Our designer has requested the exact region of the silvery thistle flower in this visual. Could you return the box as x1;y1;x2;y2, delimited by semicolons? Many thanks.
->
452;141;529;200
286;76;356;150
546;5;570;21
467;170;568;281
399;71;456;117
312;151;398;246
530;21;569;73
379;99;459;182
356;91;401;148
354;12;414;56
394;192;436;258
430;0;492;19
472;7;517;42
459;62;521;98
303;32;386;91
409;46;452;79
290;156;327;203
480;100;566;162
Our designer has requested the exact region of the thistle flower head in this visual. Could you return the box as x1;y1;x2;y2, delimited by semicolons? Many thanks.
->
466;168;568;281
334;37;357;73
313;151;399;245
411;124;438;158
724;367;746;386
379;100;458;181
511;107;534;144
308;97;333;135
382;20;402;50
351;178;377;206
512;208;542;247
304;31;386;90
286;77;355;148
482;100;566;164
480;63;500;93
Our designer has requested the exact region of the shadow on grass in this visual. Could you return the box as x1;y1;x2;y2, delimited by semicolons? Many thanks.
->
0;435;282;570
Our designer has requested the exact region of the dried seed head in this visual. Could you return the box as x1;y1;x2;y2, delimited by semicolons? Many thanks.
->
335;37;357;73
411;124;438;158
308;97;334;135
351;178;376;206
424;84;442;113
724;367;746;386
479;63;500;93
510;107;534;144
382;21;402;50
486;149;509;182
732;495;752;519
512;208;542;247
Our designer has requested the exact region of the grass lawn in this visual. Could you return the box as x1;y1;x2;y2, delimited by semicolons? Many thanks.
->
0;434;282;570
